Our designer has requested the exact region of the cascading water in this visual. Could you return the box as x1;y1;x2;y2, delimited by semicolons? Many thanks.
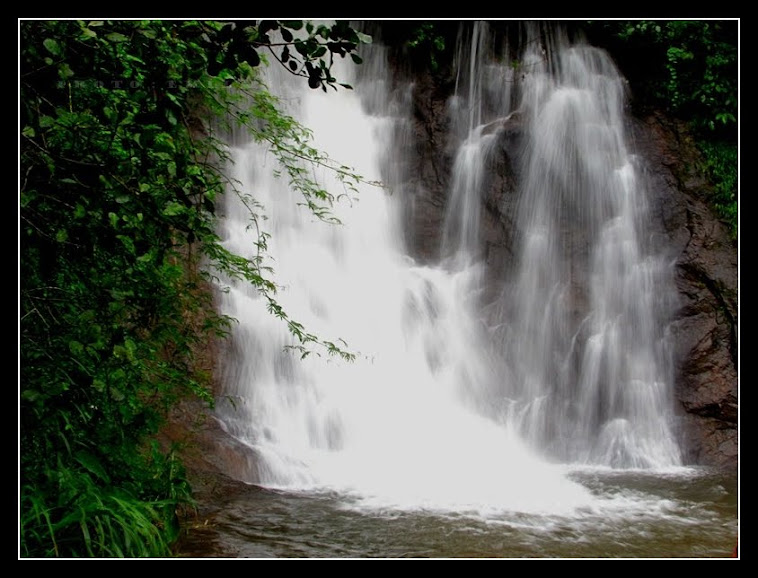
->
493;24;682;469
209;21;701;530
211;25;603;517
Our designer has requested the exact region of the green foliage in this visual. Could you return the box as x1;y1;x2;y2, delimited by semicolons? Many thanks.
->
257;20;372;90
406;22;448;73
20;19;370;557
607;20;737;137
21;445;189;557
699;140;738;239
367;21;459;76
587;20;738;238
588;20;737;135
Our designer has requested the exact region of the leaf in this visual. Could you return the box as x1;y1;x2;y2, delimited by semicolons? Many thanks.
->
294;40;308;57
245;47;260;68
106;32;130;43
21;389;42;403
117;234;135;254
58;63;74;79
280;21;303;30
350;53;363;64
356;31;372;44
43;38;61;57
124;338;137;358
80;27;97;39
162;201;185;216
75;451;111;483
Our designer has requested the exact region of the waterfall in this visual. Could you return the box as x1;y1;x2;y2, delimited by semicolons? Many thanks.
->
490;24;682;468
211;22;683;518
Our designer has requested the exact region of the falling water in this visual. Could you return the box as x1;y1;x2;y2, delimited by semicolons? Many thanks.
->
493;24;682;469
210;21;693;529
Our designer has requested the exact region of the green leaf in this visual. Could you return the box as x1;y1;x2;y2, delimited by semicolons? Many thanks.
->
106;32;130;43
280;21;303;30
117;234;135;254
68;340;84;355
80;27;97;39
21;389;42;403
162;201;185;217
43;38;61;56
75;451;111;483
58;63;74;79
124;338;137;358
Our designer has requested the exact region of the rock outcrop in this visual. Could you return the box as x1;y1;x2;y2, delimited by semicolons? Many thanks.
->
634;113;738;468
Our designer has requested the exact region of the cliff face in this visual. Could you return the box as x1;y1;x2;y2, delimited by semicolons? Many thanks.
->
636;113;738;468
397;58;738;469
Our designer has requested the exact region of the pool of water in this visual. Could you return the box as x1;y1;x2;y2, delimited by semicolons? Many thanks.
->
177;466;738;558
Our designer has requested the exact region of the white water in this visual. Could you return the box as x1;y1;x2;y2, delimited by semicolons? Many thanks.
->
495;25;682;468
212;23;686;520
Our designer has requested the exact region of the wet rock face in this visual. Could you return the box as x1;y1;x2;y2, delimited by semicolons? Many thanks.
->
627;113;737;469
405;67;737;470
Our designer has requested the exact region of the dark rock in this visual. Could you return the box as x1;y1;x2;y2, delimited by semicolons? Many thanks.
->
629;113;737;469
